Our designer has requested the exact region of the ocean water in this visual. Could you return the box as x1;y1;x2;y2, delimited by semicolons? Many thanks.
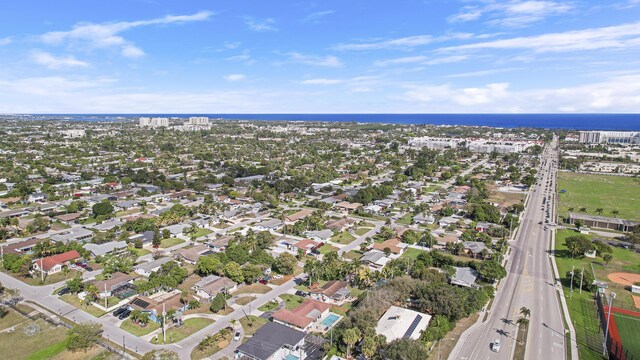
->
43;113;640;130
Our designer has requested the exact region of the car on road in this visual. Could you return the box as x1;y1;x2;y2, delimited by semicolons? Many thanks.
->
118;309;131;320
57;287;70;296
113;306;128;317
492;339;501;352
234;331;241;341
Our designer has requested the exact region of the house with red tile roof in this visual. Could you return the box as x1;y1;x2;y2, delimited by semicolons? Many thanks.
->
272;298;331;331
290;239;322;255
32;250;81;275
372;238;406;255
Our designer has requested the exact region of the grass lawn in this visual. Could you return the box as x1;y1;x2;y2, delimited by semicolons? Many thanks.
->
235;296;256;306
359;221;375;228
0;318;68;360
397;213;413;225
9;269;81;286
613;313;640;357
120;318;160;336
331;231;356;245
25;339;68;360
401;247;429;260
318;243;339;255
344;250;363;261
49;345;105;360
59;294;106;317
192;228;213;238
154;318;214;344
557;172;640;221
354;227;372;236
258;300;279;312
160;237;186;248
232;283;272;295
280;294;305;310
128;246;151;257
240;315;268;336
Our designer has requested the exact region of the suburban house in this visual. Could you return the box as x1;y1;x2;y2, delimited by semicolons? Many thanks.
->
92;218;123;231
285;208;314;223
272;298;331;332
253;218;283;231
325;218;356;232
305;229;333;243
289;239;322;256
128;290;188;323
50;227;93;244
206;235;233;252
173;244;210;264
372;238;406;255
2;238;41;255
28;192;48;203
413;213;435;225
463;241;494;258
450;267;479;288
475;222;500;233
360;251;390;270
375;306;432;343
129;230;154;245
83;240;128;257
333;201;362;214
53;212;83;224
134;257;173;277
236;322;307;360
308;280;351;305
191;275;238;301
32;250;81;275
91;272;134;298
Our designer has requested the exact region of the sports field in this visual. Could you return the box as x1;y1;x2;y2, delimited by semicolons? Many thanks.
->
557;172;640;221
613;312;640;358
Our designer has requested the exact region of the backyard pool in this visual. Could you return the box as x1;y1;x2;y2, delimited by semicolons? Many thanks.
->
321;313;341;328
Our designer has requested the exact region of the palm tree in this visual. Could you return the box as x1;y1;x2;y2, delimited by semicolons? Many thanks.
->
595;208;604;215
343;327;361;359
62;265;70;280
611;210;619;218
138;311;151;326
519;307;531;318
603;253;613;267
180;289;189;305
130;309;143;323
84;284;99;304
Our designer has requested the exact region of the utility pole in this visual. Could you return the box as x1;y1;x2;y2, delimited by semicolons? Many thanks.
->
579;268;584;294
603;292;616;356
41;257;44;282
122;335;126;357
569;266;575;299
162;303;166;342
104;283;107;309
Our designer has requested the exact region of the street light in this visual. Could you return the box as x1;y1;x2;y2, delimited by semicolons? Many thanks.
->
603;291;616;356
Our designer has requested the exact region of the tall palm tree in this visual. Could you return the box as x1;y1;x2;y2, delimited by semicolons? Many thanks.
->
520;307;531;318
343;327;361;359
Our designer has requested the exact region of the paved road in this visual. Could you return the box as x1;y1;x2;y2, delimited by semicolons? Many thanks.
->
450;138;566;360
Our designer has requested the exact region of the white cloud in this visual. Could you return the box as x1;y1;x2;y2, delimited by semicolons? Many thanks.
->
224;74;246;82
402;74;640;112
245;17;278;32
444;67;520;78
300;78;345;85
302;10;335;23
332;35;434;51
285;52;343;67
226;50;255;65
0;37;12;46
31;50;89;69
448;1;572;28
39;10;213;57
374;55;469;67
439;21;640;53
299;76;377;90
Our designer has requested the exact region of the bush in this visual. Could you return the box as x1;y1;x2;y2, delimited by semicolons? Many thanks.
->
209;293;227;313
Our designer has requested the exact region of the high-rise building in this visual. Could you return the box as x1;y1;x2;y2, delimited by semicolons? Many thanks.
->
188;116;209;125
578;131;640;144
139;117;169;128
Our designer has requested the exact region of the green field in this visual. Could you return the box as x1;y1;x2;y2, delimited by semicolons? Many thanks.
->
401;247;428;259
557;172;640;221
613;313;640;358
0;318;68;360
331;231;356;244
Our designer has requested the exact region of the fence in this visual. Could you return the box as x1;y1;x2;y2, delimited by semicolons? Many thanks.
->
10;304;135;359
595;291;637;360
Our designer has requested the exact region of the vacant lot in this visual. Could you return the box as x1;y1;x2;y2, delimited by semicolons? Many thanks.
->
232;283;271;295
0;318;68;360
557;172;640;221
401;247;428;260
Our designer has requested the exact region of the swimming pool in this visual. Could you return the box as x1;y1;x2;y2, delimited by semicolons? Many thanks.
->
321;313;341;328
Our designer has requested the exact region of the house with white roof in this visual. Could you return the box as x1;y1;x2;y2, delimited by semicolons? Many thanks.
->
375;306;432;343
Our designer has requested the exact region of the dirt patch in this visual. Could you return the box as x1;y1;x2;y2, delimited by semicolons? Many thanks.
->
430;313;479;359
634;295;640;309
607;272;640;287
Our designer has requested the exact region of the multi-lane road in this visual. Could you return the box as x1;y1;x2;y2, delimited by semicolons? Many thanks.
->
451;137;568;360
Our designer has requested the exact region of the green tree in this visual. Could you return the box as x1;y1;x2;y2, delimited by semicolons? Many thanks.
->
209;292;227;313
361;335;378;359
603;253;613;267
92;201;113;217
195;255;222;276
273;253;297;275
382;339;429;360
66;322;103;352
223;261;244;283
242;264;263;283
477;260;507;282
66;275;84;294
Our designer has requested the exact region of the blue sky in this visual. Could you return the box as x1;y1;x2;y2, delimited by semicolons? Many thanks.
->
0;0;639;113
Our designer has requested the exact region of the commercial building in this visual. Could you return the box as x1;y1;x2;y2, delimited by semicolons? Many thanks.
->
568;213;638;232
578;131;640;144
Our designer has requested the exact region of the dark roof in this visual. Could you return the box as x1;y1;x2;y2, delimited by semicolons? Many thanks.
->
236;322;305;360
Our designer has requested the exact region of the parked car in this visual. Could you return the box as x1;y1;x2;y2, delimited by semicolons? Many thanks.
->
57;287;70;296
118;309;131;320
85;266;94;272
273;274;283;279
258;279;269;285
295;290;307;297
113;307;127;317
234;331;241;341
